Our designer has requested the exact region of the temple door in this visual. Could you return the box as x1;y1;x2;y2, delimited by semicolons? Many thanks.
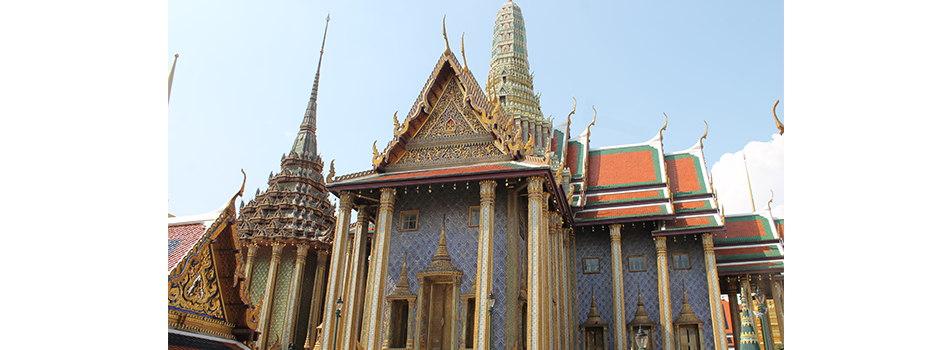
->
677;325;700;350
584;327;605;350
426;283;454;350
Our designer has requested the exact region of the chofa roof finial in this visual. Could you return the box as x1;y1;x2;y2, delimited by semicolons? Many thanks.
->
773;99;784;135
443;15;450;55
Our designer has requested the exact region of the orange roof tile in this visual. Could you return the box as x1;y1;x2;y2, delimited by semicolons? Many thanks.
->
587;148;660;189
168;223;206;272
575;204;666;220
586;190;663;205
666;156;701;194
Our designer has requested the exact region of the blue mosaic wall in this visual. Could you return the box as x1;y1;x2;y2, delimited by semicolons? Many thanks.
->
384;184;512;349
574;227;615;350
667;235;714;350
620;225;662;350
575;226;716;350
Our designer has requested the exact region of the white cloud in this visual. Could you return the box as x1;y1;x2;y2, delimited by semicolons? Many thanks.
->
710;134;784;218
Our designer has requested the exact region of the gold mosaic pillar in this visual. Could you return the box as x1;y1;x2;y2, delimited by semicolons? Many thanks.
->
413;276;427;350
281;244;310;348
320;191;354;350
540;196;551;350
557;226;568;350
655;237;674;350
770;277;784;343
608;224;627;350
505;188;519;348
406;298;416;349
259;241;286;348
569;232;577;350
475;180;497;350
526;176;544;350
362;187;396;350
341;207;371;350
243;243;260;291
304;250;329;349
551;213;563;350
701;233;728;350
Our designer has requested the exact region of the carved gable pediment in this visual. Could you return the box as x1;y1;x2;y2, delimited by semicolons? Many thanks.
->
387;77;508;171
369;49;535;173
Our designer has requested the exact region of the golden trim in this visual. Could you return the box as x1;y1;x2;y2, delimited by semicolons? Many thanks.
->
585;106;597;137
326;159;336;183
699;120;708;149
442;15;450;55
660;113;669;142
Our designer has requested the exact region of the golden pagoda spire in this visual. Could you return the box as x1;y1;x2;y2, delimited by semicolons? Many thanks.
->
290;13;330;158
743;152;755;212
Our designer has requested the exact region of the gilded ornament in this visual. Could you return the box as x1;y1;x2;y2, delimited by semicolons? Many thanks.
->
699;120;708;149
461;32;468;71
442;15;450;55
326;159;335;183
585;106;597;137
660;112;669;142
773;99;784;135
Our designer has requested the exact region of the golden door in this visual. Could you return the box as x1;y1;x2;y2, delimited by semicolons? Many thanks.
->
426;283;454;350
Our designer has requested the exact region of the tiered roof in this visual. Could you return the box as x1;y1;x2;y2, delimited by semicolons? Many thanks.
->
236;21;336;245
713;209;784;276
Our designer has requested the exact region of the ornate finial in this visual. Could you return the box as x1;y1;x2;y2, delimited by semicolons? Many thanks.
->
442;15;450;55
327;160;336;183
461;32;468;71
238;169;246;197
566;97;576;129
699;120;708;149
767;189;774;211
372;140;383;167
585;106;597;137
660;112;669;141
168;53;179;103
773;99;784;135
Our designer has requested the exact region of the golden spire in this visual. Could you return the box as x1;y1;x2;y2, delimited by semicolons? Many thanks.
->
743;152;755;212
773;99;784;135
168;53;179;103
442;15;450;55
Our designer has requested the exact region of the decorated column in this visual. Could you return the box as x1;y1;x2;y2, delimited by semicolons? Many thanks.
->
406;298;416;349
362;187;396;350
770;277;784;343
281;243;310;348
320;191;354;350
258;241;285;348
726;278;741;350
341;206;371;350
243;243;259;292
525;176;544;350
655;237;674;350
608;224;627;350
739;275;761;348
475;180;497;350
701;233;728;350
304;250;329;349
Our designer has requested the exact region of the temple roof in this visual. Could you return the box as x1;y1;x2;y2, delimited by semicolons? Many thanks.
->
169;329;251;350
713;210;784;276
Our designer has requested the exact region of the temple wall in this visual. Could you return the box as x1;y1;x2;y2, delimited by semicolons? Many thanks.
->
620;226;662;350
574;229;615;350
385;184;512;349
667;236;714;350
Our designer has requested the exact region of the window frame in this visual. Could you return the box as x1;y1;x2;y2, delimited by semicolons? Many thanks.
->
672;253;691;270
627;255;646;272
399;210;419;232
468;206;480;227
582;257;601;274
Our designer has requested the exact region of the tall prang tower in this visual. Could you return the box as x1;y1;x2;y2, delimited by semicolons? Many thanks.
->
486;0;551;156
234;16;337;350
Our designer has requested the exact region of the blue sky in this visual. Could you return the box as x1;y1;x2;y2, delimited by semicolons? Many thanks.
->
169;0;784;217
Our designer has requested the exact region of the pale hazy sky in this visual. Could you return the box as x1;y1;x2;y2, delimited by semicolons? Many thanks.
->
168;0;784;217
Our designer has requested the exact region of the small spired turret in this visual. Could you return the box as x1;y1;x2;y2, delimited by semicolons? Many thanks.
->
486;0;551;156
737;293;762;350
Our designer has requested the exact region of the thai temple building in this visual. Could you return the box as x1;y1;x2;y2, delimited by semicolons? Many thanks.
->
168;2;784;350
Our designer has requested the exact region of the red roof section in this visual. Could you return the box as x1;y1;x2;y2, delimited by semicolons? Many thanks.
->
666;215;711;228
667;157;701;194
715;219;766;240
587;150;658;188
168;223;206;271
567;143;580;176
575;205;664;220
586;190;662;204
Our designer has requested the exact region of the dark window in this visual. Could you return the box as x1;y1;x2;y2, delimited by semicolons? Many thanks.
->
628;255;646;272
400;211;418;231
673;253;690;270
388;300;409;348
583;257;600;274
